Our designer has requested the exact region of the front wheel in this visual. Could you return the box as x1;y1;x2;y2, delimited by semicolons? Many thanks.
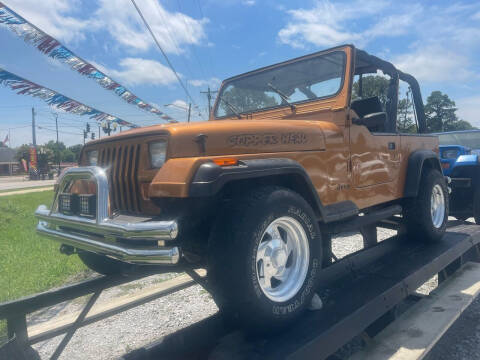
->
208;186;322;330
404;169;448;242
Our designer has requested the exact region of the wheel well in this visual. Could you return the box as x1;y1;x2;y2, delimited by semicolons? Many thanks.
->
422;157;442;174
219;174;322;218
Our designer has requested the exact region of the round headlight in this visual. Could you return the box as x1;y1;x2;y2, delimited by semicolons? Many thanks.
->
87;150;98;166
149;140;167;168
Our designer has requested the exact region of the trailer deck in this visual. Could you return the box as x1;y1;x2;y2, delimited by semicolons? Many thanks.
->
2;223;480;360
121;224;480;360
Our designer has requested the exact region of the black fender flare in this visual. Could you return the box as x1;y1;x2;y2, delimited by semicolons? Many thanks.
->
404;150;443;198
188;158;358;222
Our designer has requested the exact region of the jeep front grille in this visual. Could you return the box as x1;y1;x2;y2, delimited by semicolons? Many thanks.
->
98;144;142;213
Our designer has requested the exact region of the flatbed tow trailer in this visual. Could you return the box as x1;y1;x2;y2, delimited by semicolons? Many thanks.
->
2;223;480;360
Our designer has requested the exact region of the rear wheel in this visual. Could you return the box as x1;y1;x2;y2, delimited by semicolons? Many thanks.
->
77;251;135;275
208;186;322;330
404;169;448;242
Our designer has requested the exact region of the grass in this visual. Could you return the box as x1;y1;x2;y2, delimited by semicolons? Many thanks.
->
0;191;87;338
0;185;53;194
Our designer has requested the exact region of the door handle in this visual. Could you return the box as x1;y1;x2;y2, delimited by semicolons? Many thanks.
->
388;142;396;150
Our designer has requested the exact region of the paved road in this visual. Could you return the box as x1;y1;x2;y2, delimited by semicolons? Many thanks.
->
0;175;55;191
426;295;480;360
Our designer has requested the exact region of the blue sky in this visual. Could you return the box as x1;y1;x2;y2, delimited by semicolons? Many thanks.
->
0;0;480;146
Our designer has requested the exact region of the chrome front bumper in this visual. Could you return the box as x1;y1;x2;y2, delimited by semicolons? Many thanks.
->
35;166;180;265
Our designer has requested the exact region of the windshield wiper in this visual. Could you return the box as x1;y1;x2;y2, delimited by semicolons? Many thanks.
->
267;82;296;112
218;96;242;119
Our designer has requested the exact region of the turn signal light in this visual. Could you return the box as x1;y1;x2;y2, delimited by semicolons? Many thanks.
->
213;158;238;166
441;163;450;169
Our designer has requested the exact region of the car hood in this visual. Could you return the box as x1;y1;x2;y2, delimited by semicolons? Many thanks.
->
89;119;338;158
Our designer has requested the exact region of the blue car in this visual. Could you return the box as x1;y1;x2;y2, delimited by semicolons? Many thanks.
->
438;130;480;223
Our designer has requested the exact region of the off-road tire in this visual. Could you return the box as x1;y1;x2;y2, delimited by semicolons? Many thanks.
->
207;186;322;331
404;169;448;242
78;251;135;275
473;188;480;225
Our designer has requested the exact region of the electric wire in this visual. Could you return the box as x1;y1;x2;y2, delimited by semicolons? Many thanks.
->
130;0;198;108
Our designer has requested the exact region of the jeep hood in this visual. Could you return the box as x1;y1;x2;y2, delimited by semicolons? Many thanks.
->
95;119;332;158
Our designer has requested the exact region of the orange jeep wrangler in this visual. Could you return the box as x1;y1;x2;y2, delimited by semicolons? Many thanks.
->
36;45;448;328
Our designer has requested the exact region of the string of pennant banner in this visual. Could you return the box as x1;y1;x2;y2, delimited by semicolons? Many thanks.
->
0;67;138;128
0;2;176;123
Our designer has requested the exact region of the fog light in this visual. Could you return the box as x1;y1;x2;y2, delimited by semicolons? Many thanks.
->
58;193;78;215
78;194;96;217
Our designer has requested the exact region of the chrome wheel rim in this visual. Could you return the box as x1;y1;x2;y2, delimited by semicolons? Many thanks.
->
431;184;446;228
256;216;310;302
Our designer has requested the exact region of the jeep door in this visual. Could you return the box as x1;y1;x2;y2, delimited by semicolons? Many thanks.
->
349;120;401;207
349;126;400;186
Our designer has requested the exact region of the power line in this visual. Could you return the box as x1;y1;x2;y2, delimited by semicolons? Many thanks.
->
36;126;82;136
130;0;198;108
176;0;208;81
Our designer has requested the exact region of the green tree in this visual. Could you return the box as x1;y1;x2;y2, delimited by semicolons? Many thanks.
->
15;144;31;162
220;86;277;116
397;89;416;133
352;75;390;109
424;91;474;132
61;149;76;162
68;144;83;162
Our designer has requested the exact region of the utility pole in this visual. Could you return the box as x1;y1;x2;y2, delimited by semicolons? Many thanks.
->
98;126;101;139
8;128;12;175
200;87;218;119
31;107;36;146
53;113;60;173
187;103;191;123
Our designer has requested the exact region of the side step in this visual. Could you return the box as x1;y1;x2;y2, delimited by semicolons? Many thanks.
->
350;261;480;360
327;204;402;234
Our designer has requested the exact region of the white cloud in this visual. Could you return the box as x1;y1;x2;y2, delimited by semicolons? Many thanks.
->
94;0;208;54
278;0;389;48
188;77;221;87
473;11;480;20
3;0;90;43
95;58;178;86
392;46;475;83
456;96;480;128
172;99;188;109
242;0;255;6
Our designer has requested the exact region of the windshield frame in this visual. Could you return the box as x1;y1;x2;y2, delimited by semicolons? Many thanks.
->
213;48;348;119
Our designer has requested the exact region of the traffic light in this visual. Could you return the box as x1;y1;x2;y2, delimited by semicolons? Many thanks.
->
86;123;90;133
83;130;87;139
91;132;95;140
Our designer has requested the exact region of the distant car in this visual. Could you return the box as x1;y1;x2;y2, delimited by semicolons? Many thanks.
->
438;130;480;223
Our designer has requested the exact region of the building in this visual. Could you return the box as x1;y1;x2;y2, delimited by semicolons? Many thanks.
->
0;147;18;175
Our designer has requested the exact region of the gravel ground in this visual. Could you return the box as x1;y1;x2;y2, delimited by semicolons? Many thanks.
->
30;227;445;360
32;283;218;359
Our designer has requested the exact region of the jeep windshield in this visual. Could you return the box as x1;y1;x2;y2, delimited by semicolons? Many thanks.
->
214;51;346;118
438;130;480;150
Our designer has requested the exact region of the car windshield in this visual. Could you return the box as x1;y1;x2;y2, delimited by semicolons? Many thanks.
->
214;51;346;118
438;131;480;149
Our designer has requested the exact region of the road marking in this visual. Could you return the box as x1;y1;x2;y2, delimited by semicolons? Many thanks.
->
349;262;480;360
